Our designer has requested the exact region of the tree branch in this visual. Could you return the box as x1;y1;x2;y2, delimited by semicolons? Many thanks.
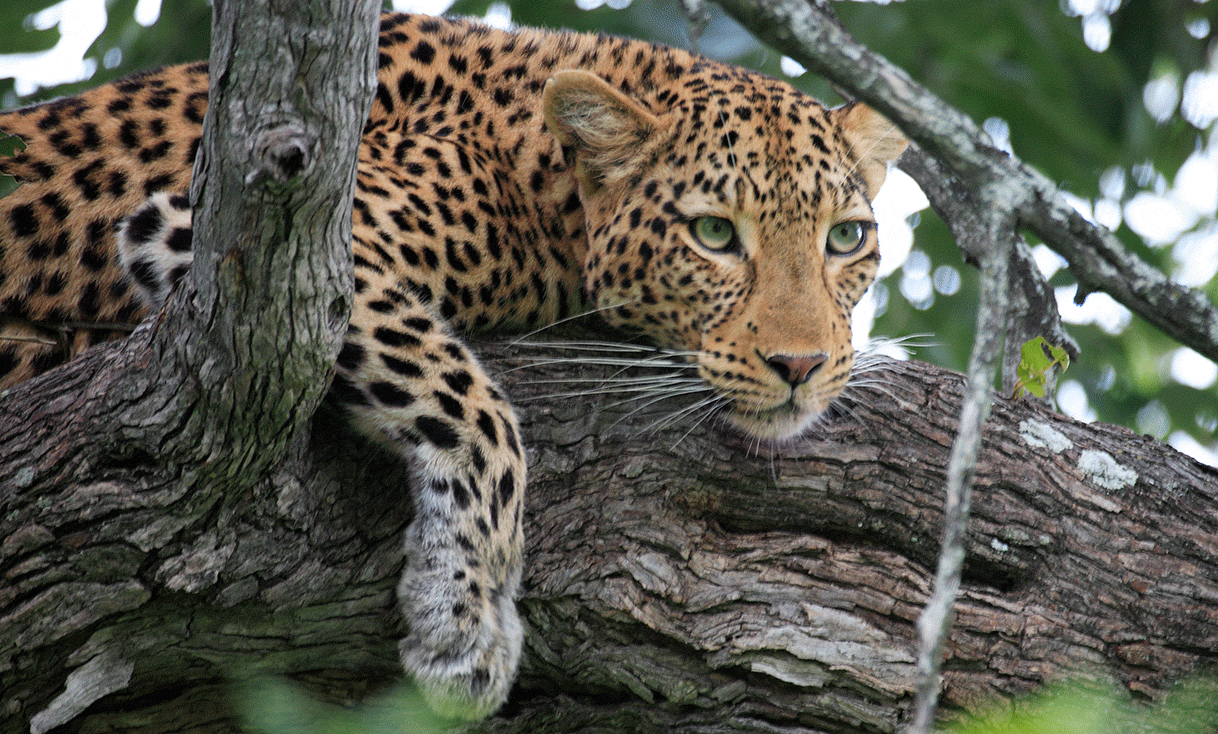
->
5;342;1217;733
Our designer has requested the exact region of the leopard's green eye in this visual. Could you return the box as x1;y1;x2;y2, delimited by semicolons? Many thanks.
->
826;221;869;255
692;216;737;252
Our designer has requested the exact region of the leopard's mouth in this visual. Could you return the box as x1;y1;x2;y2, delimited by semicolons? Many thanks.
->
693;347;849;441
720;394;828;441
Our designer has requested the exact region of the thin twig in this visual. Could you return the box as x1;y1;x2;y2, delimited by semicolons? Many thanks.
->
907;214;1011;733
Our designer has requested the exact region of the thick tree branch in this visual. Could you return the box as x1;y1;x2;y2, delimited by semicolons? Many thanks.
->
7;341;1216;733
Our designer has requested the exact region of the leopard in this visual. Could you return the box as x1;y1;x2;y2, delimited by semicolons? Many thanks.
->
0;12;906;720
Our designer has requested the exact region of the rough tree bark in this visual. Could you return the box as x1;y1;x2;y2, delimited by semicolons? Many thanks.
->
3;341;1217;733
4;4;1218;734
1;0;379;730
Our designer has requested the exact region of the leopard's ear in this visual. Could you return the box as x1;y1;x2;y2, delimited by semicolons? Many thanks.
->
543;70;662;192
833;102;908;199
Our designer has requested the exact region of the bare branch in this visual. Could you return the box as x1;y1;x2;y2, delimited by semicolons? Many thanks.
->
908;213;1010;733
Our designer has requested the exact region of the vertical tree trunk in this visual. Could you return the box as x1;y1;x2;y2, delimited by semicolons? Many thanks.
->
1;0;379;731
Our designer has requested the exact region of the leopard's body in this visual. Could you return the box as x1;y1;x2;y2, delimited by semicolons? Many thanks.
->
0;13;905;719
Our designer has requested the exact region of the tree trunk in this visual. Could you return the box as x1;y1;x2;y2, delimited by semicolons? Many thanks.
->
1;0;381;730
3;336;1215;733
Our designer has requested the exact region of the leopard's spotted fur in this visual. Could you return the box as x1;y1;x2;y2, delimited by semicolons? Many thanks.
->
0;13;906;718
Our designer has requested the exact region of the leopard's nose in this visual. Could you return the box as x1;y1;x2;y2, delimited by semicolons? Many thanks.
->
762;351;828;387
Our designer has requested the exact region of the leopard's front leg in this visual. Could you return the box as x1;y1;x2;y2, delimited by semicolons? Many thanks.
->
330;284;526;719
116;192;526;718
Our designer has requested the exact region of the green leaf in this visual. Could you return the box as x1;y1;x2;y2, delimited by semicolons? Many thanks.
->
1014;336;1070;399
0;133;26;201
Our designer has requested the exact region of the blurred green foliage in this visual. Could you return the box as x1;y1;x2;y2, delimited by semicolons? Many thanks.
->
948;678;1218;734
3;0;62;55
0;0;211;105
232;675;1217;734
236;678;447;734
0;0;1215;456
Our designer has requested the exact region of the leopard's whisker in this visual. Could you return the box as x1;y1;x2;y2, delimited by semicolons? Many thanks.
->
506;299;642;346
606;383;715;429
843;368;916;403
669;395;732;449
500;341;700;375
511;339;698;355
645;391;725;435
523;374;701;387
510;339;720;431
609;381;712;411
508;343;702;366
518;376;705;402
509;354;698;369
647;371;763;440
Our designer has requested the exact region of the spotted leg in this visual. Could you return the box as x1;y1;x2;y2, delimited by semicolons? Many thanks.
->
331;278;526;719
116;195;526;719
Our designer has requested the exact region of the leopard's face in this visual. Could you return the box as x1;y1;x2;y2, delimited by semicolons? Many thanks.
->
545;69;906;440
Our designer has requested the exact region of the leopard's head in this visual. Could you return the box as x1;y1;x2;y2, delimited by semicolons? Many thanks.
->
544;67;907;440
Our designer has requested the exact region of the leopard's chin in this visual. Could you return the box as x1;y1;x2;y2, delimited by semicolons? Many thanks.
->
722;399;828;442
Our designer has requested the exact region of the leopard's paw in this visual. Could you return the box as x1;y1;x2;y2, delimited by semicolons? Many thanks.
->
397;545;522;719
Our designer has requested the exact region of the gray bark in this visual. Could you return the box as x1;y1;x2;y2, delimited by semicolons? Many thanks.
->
1;0;379;729
3;338;1217;733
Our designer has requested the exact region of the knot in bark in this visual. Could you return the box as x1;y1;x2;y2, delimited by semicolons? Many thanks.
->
246;124;314;185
